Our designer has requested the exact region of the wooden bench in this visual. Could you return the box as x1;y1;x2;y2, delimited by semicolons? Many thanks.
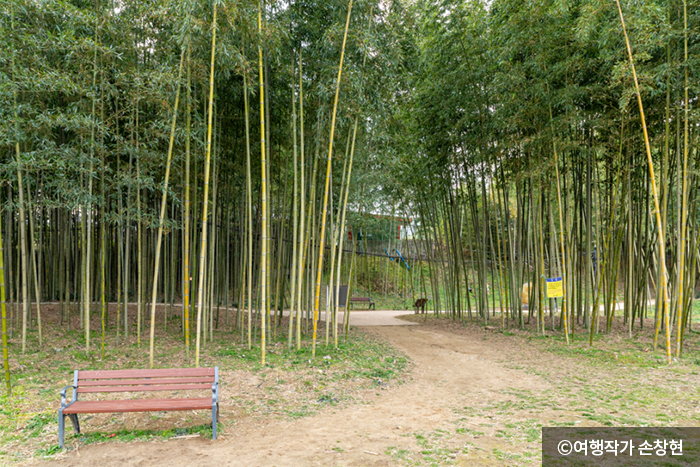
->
58;367;219;448
349;297;375;310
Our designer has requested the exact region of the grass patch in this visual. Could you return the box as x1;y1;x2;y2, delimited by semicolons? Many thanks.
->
0;304;411;465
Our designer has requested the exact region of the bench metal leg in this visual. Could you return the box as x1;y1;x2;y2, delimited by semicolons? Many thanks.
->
58;411;80;449
212;403;219;440
68;414;80;434
58;410;65;449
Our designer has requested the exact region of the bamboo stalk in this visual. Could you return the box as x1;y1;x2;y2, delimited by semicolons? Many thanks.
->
148;48;184;368
312;0;353;358
195;3;217;368
258;0;268;365
675;0;689;357
615;0;670;362
295;50;306;350
288;59;299;348
243;47;253;350
1;205;10;394
183;42;192;357
11;7;30;354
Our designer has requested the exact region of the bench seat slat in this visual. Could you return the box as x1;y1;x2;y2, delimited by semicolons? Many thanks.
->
77;383;212;393
78;368;215;380
63;398;213;414
78;377;215;387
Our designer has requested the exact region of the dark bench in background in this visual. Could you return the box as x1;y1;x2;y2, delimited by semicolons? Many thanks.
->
349;297;375;310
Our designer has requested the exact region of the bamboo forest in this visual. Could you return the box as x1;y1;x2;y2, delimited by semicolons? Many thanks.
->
1;0;700;463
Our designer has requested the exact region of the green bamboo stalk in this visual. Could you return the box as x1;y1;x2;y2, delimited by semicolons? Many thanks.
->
99;64;106;358
11;7;30;354
183;42;192;357
615;0;670;362
258;0;268;365
333;7;372;346
149;48;185;368
84;11;100;352
243;51;253;350
1;205;10;394
288;65;299;347
136;122;142;345
312;0;353;358
553;144;569;344
295;50;305;350
26;184;42;346
675;0;689;357
590;118;624;344
195;3;217;368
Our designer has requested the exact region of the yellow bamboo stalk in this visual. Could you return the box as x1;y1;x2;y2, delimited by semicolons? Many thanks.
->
26;187;42;347
84;17;100;352
553;144;569;345
12;5;30;355
149;48;185;368
333;6;372;348
195;4;217;368
0;205;10;394
288;60;299;348
295;50;305;350
490;170;506;330
183;42;192;358
312;0;353;357
615;0;670;362
243;55;253;351
259;0;268;365
676;0;689;356
590;118;625;345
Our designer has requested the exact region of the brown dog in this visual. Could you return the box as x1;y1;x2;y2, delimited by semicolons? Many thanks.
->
413;298;429;314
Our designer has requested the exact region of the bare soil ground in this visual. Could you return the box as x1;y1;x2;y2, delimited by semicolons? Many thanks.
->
19;309;700;466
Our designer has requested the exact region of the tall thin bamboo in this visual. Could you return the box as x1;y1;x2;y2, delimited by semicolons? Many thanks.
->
334;121;358;346
312;0;353;357
258;0;268;365
84;15;99;352
333;6;372;347
26;184;42;346
11;7;30;354
195;4;217;368
295;50;305;350
149;48;184;368
243;55;253;350
183;42;192;357
1;205;10;394
615;0;670;362
676;0;689;356
287;61;299;348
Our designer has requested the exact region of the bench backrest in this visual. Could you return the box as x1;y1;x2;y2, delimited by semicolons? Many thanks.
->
74;367;217;394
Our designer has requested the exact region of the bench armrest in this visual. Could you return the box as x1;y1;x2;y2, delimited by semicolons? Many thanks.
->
60;385;77;408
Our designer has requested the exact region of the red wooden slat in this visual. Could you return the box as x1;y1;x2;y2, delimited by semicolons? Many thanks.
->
63;398;212;414
79;377;214;387
77;383;211;393
78;368;215;380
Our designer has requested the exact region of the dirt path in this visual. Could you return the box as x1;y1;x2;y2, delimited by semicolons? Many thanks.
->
27;314;559;467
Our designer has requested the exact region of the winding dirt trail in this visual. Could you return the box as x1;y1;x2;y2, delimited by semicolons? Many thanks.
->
29;315;552;467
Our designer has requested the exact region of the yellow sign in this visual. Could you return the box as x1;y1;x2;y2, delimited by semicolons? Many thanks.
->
546;277;564;298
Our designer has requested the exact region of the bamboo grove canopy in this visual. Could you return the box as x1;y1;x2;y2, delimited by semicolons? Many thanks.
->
0;0;699;392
